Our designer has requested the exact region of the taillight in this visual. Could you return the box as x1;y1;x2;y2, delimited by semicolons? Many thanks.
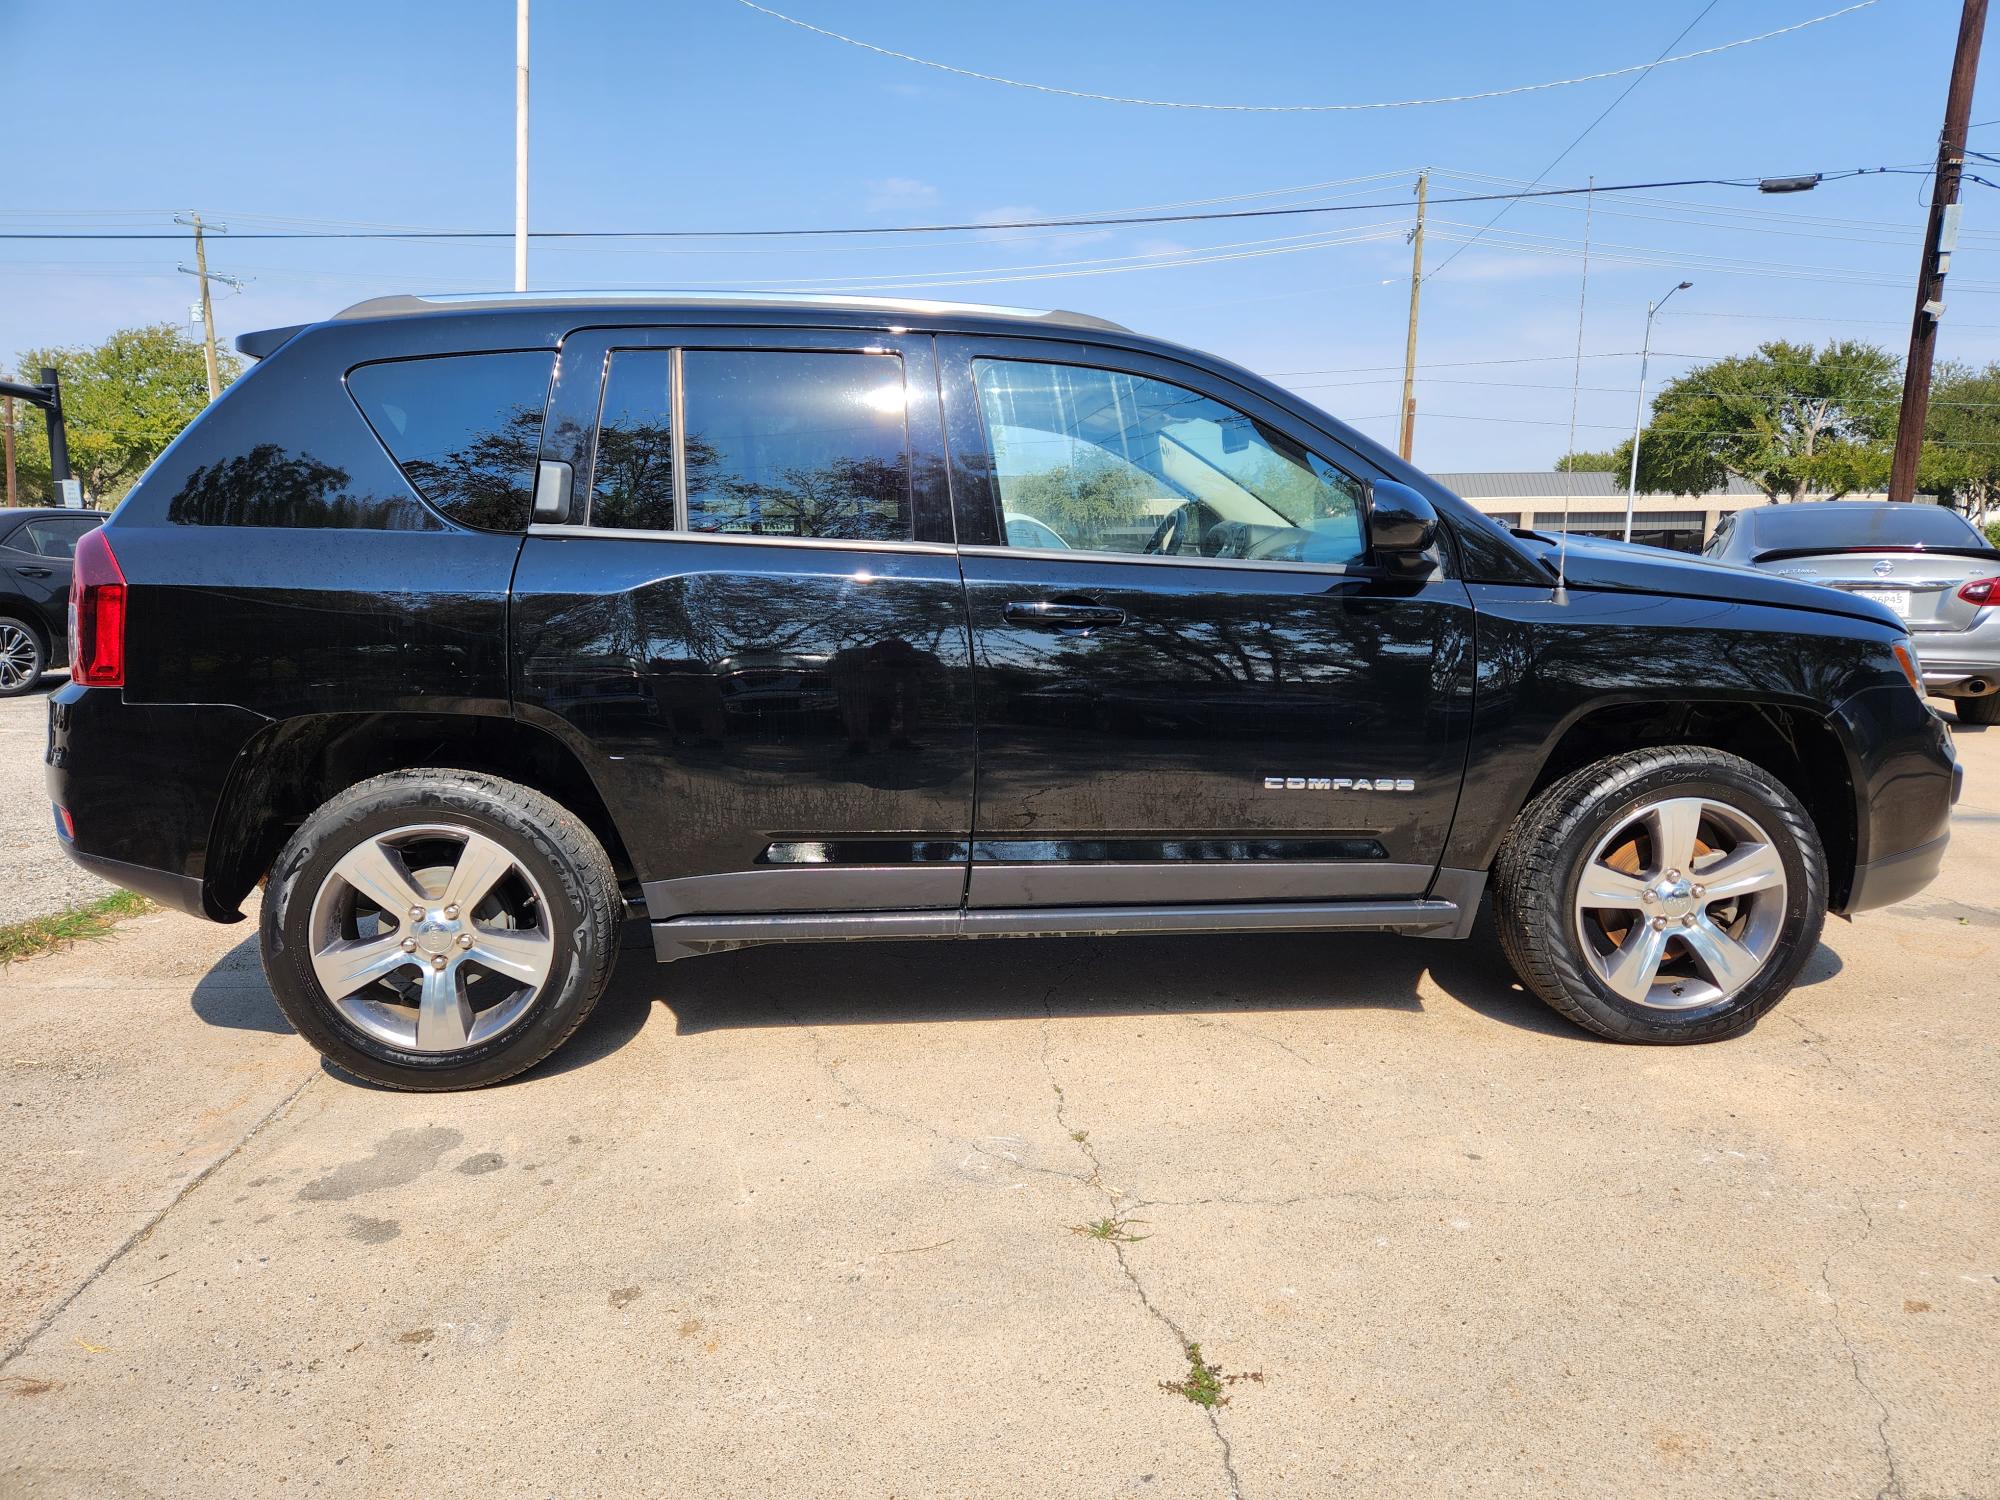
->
68;527;126;688
1958;576;2000;605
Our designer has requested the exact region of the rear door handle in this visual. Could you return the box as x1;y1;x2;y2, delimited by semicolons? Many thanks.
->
1004;600;1127;630
14;566;51;579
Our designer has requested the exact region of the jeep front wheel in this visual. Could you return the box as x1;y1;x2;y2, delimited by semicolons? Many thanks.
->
260;769;621;1090
1493;747;1827;1043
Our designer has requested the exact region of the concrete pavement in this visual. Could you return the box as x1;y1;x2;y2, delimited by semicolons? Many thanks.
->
1;724;1997;1498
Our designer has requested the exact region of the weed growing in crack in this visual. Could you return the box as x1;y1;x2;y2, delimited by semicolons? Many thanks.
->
1070;1129;1089;1143
1072;1216;1150;1243
1160;1342;1264;1408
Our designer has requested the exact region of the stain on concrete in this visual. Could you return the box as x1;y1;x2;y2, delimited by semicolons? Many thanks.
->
677;1316;704;1338
346;1215;402;1245
4;1377;62;1396
397;1329;434;1345
456;1152;506;1176
296;1127;464;1203
609;1286;643;1309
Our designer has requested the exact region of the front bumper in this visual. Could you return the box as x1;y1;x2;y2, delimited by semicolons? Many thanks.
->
1845;830;1951;914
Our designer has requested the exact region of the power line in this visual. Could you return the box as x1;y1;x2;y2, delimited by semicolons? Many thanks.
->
1425;0;1719;284
0;170;1936;243
727;0;1881;112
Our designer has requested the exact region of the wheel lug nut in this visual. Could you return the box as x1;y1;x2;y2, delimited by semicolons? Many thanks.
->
410;906;425;920
1680;913;1696;928
1640;890;1655;904
401;938;417;952
457;932;473;948
445;905;459;920
1650;916;1667;931
1666;869;1680;881
431;955;447;971
1692;884;1706;898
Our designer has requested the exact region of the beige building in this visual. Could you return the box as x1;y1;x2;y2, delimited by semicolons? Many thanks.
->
1430;472;1895;553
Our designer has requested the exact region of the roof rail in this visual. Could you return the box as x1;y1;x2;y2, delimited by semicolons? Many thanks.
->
323;290;1132;333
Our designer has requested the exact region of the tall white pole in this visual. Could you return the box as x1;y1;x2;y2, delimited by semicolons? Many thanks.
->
1623;280;1691;544
514;0;529;291
1622;305;1654;545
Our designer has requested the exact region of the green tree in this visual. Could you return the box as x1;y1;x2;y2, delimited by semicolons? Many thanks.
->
1919;360;2000;515
1612;339;1898;501
1555;450;1622;472
7;324;236;506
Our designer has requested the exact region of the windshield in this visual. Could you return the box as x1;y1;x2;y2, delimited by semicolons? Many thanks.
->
1748;504;1982;552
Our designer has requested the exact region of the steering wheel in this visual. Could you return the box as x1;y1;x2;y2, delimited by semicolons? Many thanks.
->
1143;501;1202;556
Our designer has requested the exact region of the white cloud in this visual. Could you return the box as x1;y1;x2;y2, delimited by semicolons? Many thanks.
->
865;177;938;214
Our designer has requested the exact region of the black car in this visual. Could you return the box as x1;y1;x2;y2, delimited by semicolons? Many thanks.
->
0;507;107;695
46;293;1958;1090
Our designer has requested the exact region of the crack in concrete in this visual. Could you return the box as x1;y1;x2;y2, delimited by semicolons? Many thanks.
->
1784;1010;1859;1085
1170;1009;1325;1073
0;1067;322;1371
781;1001;1092;1189
1038;952;1245;1500
1821;1189;1902;1500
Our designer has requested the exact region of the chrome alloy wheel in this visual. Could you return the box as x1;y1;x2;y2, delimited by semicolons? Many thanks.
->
1572;796;1789;1010
307;823;556;1053
0;623;37;691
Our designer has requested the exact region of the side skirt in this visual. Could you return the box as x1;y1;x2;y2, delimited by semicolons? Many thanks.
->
650;891;1481;965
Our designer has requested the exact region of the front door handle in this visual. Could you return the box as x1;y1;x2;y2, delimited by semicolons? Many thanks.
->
1004;599;1127;631
14;566;51;579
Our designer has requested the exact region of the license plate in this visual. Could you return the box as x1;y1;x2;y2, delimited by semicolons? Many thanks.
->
1859;589;1911;618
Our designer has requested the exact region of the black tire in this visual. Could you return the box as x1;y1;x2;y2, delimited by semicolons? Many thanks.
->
1493;746;1827;1044
0;615;47;697
1953;693;2000;726
260;769;621;1090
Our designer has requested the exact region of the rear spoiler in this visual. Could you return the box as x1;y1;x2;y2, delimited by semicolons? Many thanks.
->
1751;544;2000;565
234;324;308;361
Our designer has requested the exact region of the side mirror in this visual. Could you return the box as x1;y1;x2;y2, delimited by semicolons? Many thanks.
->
1368;479;1439;572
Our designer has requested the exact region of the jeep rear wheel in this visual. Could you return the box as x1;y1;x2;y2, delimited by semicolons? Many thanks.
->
260;769;621;1090
1493;747;1827;1043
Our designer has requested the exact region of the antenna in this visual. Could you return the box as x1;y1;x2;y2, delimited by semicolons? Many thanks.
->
1555;177;1594;605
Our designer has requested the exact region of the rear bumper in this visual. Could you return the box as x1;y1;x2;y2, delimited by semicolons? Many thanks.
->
45;683;264;923
1845;830;1950;914
56;841;208;917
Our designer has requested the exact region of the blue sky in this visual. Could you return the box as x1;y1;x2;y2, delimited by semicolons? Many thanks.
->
2;0;1992;469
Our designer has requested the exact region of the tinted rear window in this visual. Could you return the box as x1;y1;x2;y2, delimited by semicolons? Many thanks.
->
348;352;554;531
1748;504;1982;552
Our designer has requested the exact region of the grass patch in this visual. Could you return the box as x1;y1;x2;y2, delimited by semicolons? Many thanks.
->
1161;1342;1264;1408
0;890;153;964
1071;1215;1150;1243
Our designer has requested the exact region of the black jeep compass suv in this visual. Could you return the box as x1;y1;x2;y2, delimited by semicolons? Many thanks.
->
47;293;1958;1089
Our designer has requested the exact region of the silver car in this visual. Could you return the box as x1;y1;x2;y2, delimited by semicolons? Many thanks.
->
1706;500;2000;723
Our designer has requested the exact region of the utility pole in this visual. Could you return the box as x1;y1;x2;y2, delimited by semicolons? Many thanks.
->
175;213;244;402
1889;0;1987;501
1397;170;1427;462
1623;280;1693;543
516;0;530;291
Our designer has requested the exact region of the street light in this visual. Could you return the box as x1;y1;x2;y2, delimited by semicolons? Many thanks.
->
1623;280;1694;544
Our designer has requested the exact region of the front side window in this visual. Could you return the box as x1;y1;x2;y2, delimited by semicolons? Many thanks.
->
973;358;1365;567
348;351;554;531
